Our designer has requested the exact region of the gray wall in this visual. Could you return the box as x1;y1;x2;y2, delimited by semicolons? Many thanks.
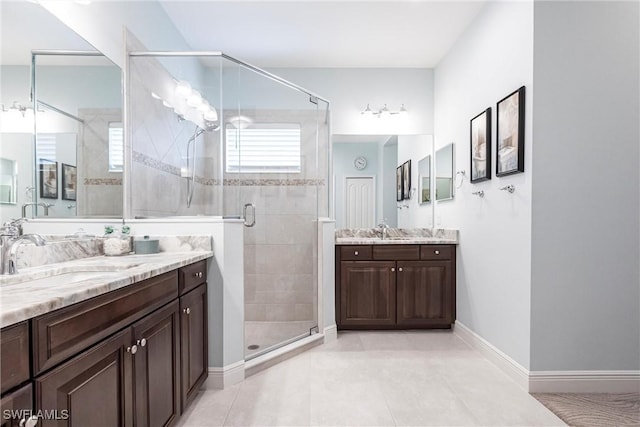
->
433;1;534;368
530;1;640;371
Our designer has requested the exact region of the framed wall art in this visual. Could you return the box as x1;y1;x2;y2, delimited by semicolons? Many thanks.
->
61;163;77;201
470;107;491;182
396;165;404;201
39;159;58;199
496;86;525;176
402;160;411;200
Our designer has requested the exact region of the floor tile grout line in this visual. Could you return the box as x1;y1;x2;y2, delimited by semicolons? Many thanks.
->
221;383;242;427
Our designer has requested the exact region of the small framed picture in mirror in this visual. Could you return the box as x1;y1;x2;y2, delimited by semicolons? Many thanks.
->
39;159;58;199
62;163;77;201
396;165;404;201
496;86;525;176
402;160;411;200
470;107;491;182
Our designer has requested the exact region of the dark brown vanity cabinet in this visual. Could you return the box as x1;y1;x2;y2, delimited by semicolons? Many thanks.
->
0;260;209;427
336;245;456;329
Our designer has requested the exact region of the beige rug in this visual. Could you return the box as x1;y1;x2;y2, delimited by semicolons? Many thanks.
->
533;393;640;427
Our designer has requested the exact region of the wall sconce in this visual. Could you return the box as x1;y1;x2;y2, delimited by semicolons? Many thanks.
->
361;103;408;118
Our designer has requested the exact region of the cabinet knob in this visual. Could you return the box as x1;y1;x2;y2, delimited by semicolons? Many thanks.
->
127;345;138;354
354;251;359;256
391;267;395;272
193;271;203;279
435;250;440;255
184;307;191;315
398;267;403;272
137;338;147;347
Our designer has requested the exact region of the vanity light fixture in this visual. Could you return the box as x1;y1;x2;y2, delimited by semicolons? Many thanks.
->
175;80;192;97
227;115;252;129
1;101;32;117
361;103;408;118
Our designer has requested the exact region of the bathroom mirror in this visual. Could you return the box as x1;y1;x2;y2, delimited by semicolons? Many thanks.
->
435;143;454;201
332;134;433;229
0;1;123;222
0;158;18;204
418;155;431;204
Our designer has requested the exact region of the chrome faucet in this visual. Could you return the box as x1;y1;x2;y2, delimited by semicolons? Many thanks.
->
1;220;46;275
22;202;52;218
377;221;389;240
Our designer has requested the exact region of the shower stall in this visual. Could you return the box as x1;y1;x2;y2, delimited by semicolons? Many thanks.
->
126;51;330;360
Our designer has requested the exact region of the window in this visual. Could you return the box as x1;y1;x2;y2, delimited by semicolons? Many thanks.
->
36;134;56;162
225;124;301;173
108;122;123;172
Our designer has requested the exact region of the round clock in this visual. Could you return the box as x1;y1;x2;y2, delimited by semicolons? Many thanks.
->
354;156;367;170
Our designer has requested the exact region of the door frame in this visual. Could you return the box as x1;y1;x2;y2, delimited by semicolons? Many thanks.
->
343;175;376;228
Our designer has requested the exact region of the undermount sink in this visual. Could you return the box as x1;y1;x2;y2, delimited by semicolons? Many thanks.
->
6;271;124;288
0;261;142;286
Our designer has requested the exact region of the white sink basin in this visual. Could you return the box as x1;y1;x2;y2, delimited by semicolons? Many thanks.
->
0;261;142;286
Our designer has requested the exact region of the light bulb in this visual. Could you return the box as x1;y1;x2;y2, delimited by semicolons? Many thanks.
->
399;104;408;116
151;92;161;100
187;91;202;107
204;107;218;122
175;80;192;97
379;104;390;118
197;100;210;113
162;100;173;108
361;104;373;117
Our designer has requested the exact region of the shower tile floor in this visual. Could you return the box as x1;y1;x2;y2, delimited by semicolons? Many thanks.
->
177;330;566;426
245;320;317;358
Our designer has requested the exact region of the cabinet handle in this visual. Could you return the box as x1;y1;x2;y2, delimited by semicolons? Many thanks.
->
193;271;203;279
137;338;147;347
184;307;191;315
435;250;440;255
398;267;403;272
127;345;138;354
20;416;38;427
354;251;359;256
391;267;395;272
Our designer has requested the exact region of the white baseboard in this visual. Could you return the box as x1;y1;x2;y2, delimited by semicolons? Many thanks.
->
205;360;245;389
529;370;640;393
323;325;337;343
454;321;530;390
454;321;640;393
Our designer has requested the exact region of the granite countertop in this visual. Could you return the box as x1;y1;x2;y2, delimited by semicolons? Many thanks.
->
335;228;459;245
0;251;213;328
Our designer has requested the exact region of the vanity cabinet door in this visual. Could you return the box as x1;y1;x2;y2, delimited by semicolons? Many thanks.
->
396;261;454;327
0;384;33;427
1;321;30;394
340;261;396;327
131;301;180;427
35;328;134;427
180;284;208;410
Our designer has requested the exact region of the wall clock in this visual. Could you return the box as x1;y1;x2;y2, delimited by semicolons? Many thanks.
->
354;156;367;170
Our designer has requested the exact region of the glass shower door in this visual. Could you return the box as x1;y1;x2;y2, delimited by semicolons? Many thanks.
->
231;65;321;359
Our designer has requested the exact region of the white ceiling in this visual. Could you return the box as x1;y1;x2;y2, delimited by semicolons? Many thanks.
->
1;1;485;68
160;0;486;68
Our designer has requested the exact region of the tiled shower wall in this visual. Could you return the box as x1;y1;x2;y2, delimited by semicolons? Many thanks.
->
78;108;123;217
128;57;220;218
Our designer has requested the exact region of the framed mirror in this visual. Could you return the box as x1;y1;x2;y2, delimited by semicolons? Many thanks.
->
0;158;18;204
418;155;431;204
436;143;454;201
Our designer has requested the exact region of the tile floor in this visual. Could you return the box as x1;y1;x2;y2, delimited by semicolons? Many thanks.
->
177;330;566;426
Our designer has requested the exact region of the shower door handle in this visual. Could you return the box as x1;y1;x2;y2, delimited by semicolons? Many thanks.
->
243;203;256;227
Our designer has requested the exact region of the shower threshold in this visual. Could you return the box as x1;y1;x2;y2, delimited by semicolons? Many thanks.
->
245;327;318;361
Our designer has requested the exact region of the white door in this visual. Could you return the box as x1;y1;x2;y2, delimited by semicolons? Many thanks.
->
345;177;375;228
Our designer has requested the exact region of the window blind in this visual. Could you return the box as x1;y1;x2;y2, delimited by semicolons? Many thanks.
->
226;124;301;173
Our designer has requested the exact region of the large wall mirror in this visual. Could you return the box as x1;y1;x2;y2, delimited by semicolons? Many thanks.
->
0;1;122;223
332;134;433;230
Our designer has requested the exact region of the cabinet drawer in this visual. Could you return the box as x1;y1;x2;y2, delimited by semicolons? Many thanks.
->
340;246;372;260
373;245;419;260
33;271;178;375
1;321;30;394
420;245;454;260
179;260;207;295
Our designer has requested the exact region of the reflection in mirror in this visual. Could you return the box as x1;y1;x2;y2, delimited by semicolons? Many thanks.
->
0;158;18;204
418;155;431;204
436;143;454;201
33;52;122;218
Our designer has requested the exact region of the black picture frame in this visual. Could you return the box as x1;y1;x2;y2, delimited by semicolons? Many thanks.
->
470;107;491;183
61;163;77;201
496;86;525;176
39;159;58;199
402;160;411;200
396;165;404;201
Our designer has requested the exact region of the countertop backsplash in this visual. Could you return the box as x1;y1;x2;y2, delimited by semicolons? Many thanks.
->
16;235;213;269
